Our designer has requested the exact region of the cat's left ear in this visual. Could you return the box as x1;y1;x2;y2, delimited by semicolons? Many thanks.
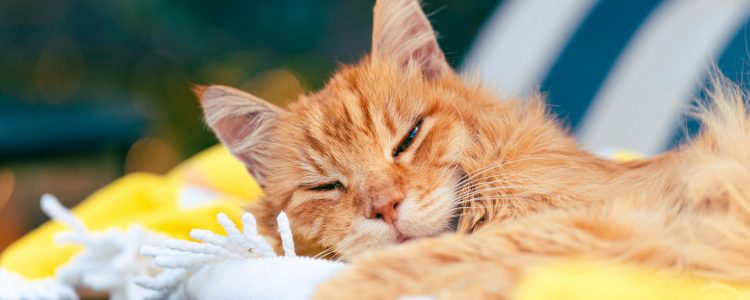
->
196;85;286;186
371;0;452;79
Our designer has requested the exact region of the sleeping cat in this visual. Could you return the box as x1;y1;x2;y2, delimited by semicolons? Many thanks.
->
196;0;750;298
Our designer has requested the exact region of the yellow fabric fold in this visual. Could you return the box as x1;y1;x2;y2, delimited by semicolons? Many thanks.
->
0;145;261;279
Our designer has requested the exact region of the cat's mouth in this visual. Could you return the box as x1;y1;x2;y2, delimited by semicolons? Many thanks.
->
395;233;413;243
389;164;468;245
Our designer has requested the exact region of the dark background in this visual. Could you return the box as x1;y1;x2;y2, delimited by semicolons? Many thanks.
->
0;0;499;250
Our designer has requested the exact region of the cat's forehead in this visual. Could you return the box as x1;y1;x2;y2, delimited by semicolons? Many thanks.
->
278;63;439;174
290;63;433;129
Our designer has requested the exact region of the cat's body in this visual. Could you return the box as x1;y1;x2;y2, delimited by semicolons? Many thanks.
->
197;0;750;298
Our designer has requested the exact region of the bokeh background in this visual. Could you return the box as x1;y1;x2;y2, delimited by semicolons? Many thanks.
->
0;0;497;250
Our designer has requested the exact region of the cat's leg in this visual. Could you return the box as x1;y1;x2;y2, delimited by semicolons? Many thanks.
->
311;206;731;300
313;232;527;300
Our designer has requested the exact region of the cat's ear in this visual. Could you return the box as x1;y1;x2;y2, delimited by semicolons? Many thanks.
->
371;0;451;79
195;85;285;186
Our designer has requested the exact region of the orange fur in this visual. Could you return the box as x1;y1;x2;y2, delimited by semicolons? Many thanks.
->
197;0;750;298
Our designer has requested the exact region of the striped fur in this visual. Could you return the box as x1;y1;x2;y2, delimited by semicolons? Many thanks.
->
198;0;750;298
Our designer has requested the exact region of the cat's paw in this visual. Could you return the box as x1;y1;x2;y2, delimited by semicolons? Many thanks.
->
312;252;419;300
312;233;518;300
312;235;460;300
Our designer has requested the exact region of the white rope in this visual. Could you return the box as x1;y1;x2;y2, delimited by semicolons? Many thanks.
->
277;212;296;257
40;193;88;235
4;194;165;300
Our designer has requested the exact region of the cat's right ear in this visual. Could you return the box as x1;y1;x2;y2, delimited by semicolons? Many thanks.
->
195;85;285;186
371;0;451;79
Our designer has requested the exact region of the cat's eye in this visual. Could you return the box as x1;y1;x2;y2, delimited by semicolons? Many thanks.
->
393;119;423;158
309;181;345;191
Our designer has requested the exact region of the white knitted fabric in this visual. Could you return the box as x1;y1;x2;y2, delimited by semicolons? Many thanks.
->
0;268;76;300
136;211;348;300
0;194;348;300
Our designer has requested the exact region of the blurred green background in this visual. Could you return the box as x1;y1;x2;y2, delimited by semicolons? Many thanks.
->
0;0;497;250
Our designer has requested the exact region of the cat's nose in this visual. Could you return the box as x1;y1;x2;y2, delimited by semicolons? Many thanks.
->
369;190;404;225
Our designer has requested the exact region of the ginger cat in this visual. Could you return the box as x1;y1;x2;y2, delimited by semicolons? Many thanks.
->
197;0;750;298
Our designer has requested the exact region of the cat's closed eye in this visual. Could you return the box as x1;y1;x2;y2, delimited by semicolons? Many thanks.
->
309;181;345;192
393;118;423;158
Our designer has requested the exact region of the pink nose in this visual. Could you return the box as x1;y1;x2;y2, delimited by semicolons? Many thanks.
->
369;190;404;225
